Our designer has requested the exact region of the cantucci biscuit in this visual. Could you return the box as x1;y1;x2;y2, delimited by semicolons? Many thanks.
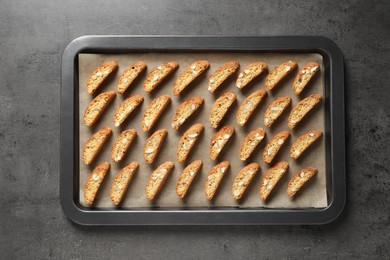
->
86;61;118;94
117;61;146;94
82;126;112;165
173;60;209;96
110;161;139;205
142;95;171;132
239;127;266;161
145;161;174;200
264;96;292;127
208;61;240;93
177;124;204;163
259;161;289;201
287;167;317;197
209;92;236;128
113;94;144;127
143;62;178;93
144;129;168;164
205;161;230;200
236;89;267;126
232;162;260;200
290;130;323;159
209;125;235;160
288;94;322;129
176;160;203;198
84;162;110;205
83;91;116;127
263;131;290;164
236;62;268;89
265;60;297;90
111;129;137;163
293;62;320;95
171;96;204;130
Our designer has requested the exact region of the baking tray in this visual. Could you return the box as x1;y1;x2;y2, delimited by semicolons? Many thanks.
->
61;36;345;225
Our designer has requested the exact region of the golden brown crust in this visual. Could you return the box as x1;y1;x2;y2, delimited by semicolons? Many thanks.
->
209;92;236;128
209;125;235;160
86;61;118;94
264;96;292;127
173;60;209;96
176;160;203;198
144;129;168;164
232;163;260;200
171;96;204;130
290;130;323;159
84;162;110;205
110;161;139;205
142;95;171;132
236;62;268;89
259;161;289;201
288;94;322;129
293;62;320;95
111;129;137;163
239;128;266;161
236;89;267;126
117;61;146;94
263;131;290;164
143;62;178;93
265;60;297;90
83;91;116;127
113;94;144;127
287;167;317;197
82;127;112;165
205;161;230;200
145;161;174;200
208;61;240;93
177;124;204;163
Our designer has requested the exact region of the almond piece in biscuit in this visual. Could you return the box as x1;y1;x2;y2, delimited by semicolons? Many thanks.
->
84;162;110;205
176;160;203;199
208;61;240;93
290;130;323;159
117;61;146;94
110;161;139;205
113;94;144;127
83;91;116;127
111;129;137;163
82;126;112;165
209;125;235;160
205;161;230;200
263;131;290;164
265;60;297;90
177;124;204;163
171;96;204;130
236;89;267;126
144;129;168;164
287;167;317;197
236;62;268;89
239;127;266;161
293;62;320;95
259;161;289;201
209;92;237;128
264;96;292;127
173;60;209;96
142;95;171;132
143;62;178;93
145;161;174;200
288;94;322;129
86;61;118;95
232;162;260;200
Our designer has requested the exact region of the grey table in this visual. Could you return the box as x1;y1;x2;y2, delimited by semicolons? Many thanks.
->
1;0;389;259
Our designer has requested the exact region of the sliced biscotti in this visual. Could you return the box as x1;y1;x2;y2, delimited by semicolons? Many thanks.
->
82;126;112;165
263;131;290;164
177;124;204;163
208;61;240;93
259;161;289;201
210;125;235;160
142;95;171;132
265;60;298;90
117;61;146;94
110;161;139;205
287;167;317;197
239;127;266;161
236;89;267;126
143;62;178;93
176;160;203;199
113;94;144;127
84;162;110;205
290;130;323;159
264;96;292;127
145;161;174;200
209;92;237;128
86;61;118;95
171;96;204;130
111;129;137;163
232;162;260;200
236;62;268;90
205;161;230;200
144;129;168;164
83;91;116;127
173;60;209;96
288;94;322;129
293;62;320;95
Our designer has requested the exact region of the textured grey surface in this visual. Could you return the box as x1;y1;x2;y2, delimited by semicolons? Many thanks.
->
1;0;389;259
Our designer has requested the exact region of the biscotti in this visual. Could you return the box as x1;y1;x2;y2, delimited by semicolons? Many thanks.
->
143;62;178;93
84;162;110;205
236;62;268;89
265;60;297;90
111;129;137;163
176;160;203;199
259;161;289;201
82;126;112;165
209;92;236;128
144;129;168;164
142;95;171;132
290;130;323;159
86;61;118;95
83;91;116;127
177;123;204;163
171;96;204;130
209;125;235;160
293;62;320;95
173;60;209;96
117;61;146;94
264;96;292;127
145;161;174;200
287;167;317;197
236;89;267;126
288;94;322;129
208;61;240;93
110;161;139;205
239;127;266;161
232;162;260;200
205;161;230;200
263;131;290;164
113;94;144;127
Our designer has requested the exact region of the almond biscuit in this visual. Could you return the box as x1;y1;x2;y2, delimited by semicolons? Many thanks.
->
145;161;174;200
208;61;240;93
205;161;230;200
113;94;144;127
177;124;204;163
209;92;236;128
209;125;235;160
263;131;290;164
84;162;110;205
293;62;320;95
176;160;203;199
259;161;289;201
236;89;267;126
117;61;146;94
288;94;322;129
265;60;297;90
144;129;168;164
236;62;268;90
143;62;178;93
173;60;209;96
111;129;137;163
83;91;116;127
287;167;317;197
232;162;260;200
171;96;204;130
264;96;292;127
86;61;118;95
82;126;112;165
110;161;139;205
239;127;266;161
290;130;323;159
142;95;171;132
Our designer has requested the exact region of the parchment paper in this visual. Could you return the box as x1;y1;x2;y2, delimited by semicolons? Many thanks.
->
78;52;327;209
